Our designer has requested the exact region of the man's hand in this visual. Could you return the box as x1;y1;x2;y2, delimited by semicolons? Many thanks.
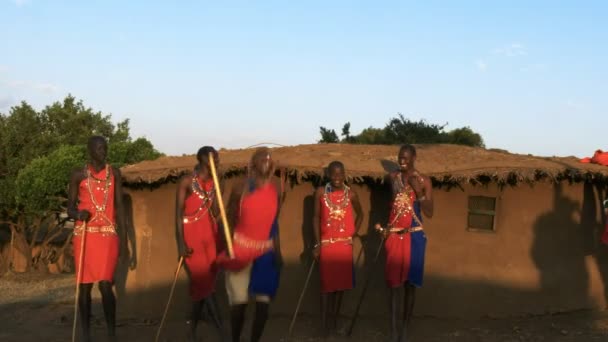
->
375;223;389;239
274;253;284;269
78;210;91;222
128;250;137;270
408;172;425;198
312;244;320;260
178;242;193;259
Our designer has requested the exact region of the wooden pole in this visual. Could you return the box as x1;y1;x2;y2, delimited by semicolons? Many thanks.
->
208;152;234;258
155;256;184;342
288;259;316;337
347;224;386;337
72;223;88;342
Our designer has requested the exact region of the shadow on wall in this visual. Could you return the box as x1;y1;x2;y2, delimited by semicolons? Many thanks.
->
530;182;606;313
530;183;589;311
586;182;608;309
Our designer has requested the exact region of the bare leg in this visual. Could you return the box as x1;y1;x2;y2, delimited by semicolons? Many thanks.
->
186;300;204;341
321;293;329;337
400;283;416;342
230;304;246;342
98;281;116;340
78;283;93;342
204;295;228;341
389;287;400;342
251;302;269;342
332;291;344;332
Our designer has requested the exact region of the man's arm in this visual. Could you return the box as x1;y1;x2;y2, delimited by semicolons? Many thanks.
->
272;175;285;267
351;189;364;236
122;193;137;269
226;178;244;232
312;187;322;258
210;178;225;222
113;167;128;255
419;175;434;218
175;176;192;258
67;168;88;221
273;175;286;216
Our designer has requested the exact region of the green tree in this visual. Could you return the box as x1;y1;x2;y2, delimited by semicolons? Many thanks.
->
0;95;163;273
442;126;485;147
15;145;87;214
383;114;447;144
319;113;485;147
319;126;339;143
353;127;387;144
341;122;354;143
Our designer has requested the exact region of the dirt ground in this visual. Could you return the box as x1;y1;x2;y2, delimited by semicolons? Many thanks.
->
2;272;608;342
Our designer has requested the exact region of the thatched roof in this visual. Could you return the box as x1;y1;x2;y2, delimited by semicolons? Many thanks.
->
120;144;608;188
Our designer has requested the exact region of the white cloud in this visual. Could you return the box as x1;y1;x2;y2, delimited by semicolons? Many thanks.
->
34;82;59;94
494;43;527;57
11;0;31;6
4;79;60;94
565;99;583;109
476;59;488;72
0;65;8;73
520;63;547;72
0;95;16;111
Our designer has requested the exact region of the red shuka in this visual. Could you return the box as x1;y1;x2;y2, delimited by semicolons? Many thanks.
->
217;182;278;271
384;187;417;288
73;165;119;284
319;187;355;293
183;177;220;300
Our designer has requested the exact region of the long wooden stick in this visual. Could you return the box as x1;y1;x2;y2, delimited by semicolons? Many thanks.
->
208;152;234;258
288;258;316;337
72;223;88;342
155;256;184;342
347;229;386;337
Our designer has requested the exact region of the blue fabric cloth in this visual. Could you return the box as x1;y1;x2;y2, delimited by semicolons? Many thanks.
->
247;179;281;298
407;200;426;287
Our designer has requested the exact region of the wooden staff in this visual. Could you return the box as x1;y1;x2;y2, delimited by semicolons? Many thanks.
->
208;152;234;258
347;224;386;337
155;256;184;342
288;258;316;337
72;222;88;342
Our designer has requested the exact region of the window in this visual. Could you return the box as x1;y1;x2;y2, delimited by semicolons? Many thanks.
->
467;196;496;232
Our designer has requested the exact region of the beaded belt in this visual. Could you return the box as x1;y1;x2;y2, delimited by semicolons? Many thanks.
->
74;224;117;236
389;226;424;234
233;232;274;251
320;236;352;246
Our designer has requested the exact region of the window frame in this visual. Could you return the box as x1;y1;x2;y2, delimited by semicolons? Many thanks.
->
466;195;498;233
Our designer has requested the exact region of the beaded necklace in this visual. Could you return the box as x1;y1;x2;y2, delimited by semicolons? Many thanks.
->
184;174;215;224
85;164;114;227
323;183;350;233
389;173;422;227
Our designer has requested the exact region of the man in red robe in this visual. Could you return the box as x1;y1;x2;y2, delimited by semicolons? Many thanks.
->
175;146;225;341
312;161;363;336
67;136;129;342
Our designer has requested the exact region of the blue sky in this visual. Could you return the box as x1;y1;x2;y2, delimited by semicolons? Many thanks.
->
1;1;606;157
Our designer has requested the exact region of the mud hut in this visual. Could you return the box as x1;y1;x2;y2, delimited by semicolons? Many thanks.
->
115;143;608;320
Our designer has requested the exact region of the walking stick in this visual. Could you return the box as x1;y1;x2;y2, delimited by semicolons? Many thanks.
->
155;256;185;342
346;224;386;337
72;222;88;342
288;258;317;337
208;152;234;258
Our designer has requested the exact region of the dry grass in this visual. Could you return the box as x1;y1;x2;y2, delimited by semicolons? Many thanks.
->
0;271;73;306
120;143;608;186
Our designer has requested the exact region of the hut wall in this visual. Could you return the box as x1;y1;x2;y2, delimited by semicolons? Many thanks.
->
116;179;608;319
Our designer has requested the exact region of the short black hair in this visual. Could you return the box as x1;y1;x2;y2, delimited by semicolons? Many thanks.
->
87;135;107;149
399;144;416;157
197;146;216;163
327;160;345;172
